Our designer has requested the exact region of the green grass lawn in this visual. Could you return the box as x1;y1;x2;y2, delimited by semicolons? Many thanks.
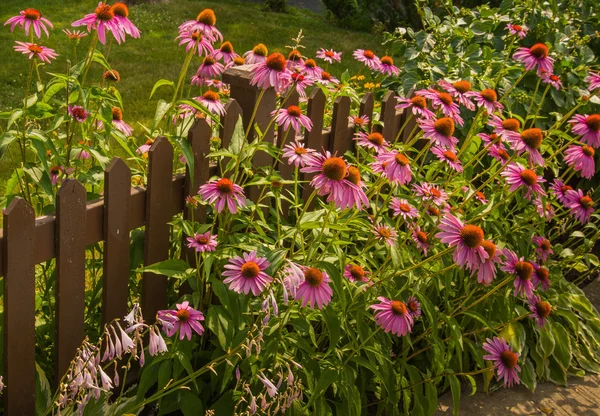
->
0;0;383;193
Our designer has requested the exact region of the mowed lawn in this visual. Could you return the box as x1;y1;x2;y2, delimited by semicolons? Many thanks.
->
0;0;382;192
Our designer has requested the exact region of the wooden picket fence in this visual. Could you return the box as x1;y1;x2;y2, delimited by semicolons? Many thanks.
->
0;66;412;415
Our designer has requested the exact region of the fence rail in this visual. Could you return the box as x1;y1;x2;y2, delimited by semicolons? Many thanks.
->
0;66;410;415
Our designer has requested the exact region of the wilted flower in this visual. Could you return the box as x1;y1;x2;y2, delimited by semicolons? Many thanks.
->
68;105;90;123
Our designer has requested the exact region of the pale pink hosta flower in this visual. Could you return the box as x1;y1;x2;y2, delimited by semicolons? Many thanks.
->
503;128;545;166
111;2;140;39
482;337;521;387
299;58;323;79
4;8;53;38
273;105;313;132
213;41;239;64
354;131;388;153
500;249;535;299
186;231;218;253
416;89;463;126
244;43;268;65
178;9;222;43
370;297;413;337
197;91;226;116
295;267;333;309
282;140;315;168
500;163;546;200
353;49;381;70
505;23;528;39
564;189;595;224
157;301;205;341
564;145;595;179
437;79;476;111
549;178;573;204
413;182;448;206
198;177;246;214
585;72;600;91
528;296;551;328
148;326;168;356
177;30;214;56
374;150;412;184
72;2;125;44
411;225;430;255
534;197;555;221
390;198;419;220
476;240;500;286
513;43;554;74
418;117;459;149
570;114;600;148
378;56;400;76
250;53;293;93
13;41;58;63
472;89;504;114
396;96;436;119
316;48;342;64
431;146;463;172
222;251;272;296
436;213;488;271
532;236;553;263
281;261;305;301
258;373;279;397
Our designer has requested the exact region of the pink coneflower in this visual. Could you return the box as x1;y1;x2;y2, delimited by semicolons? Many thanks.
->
411;226;430;255
549;178;573;204
343;166;370;210
375;150;412;184
177;30;214;56
316;71;339;86
472;89;504;114
396;96;436;119
570;114;600;148
528;296;551;328
194;56;225;80
343;264;370;283
353;49;380;70
378;56;400;76
295;267;333;309
72;3;124;45
109;107;133;136
50;166;63;186
111;2;140;39
178;9;222;43
157;301;204;341
213;41;239;64
417;89;463;126
513;43;554;74
5;8;53;38
301;151;367;210
13;41;58;63
316;48;342;64
565;145;595;179
222;251;272;296
370;297;413;337
243;43;268;65
290;73;314;98
501;249;535;298
564;189;595;224
68;105;90;123
273;105;312;132
282;140;314;168
136;138;154;155
437;80;476;111
531;263;551;291
287;49;304;70
475;191;488;204
540;71;563;90
372;223;398;246
250;52;292;93
406;296;422;319
413;182;448;206
354;131;388;153
534;197;555;221
505;23;528;39
63;28;87;39
482;337;521;387
299;58;323;79
74;149;91;160
504;128;545;165
198;177;246;214
585;72;600;91
500;163;546;200
476;240;500;286
418;117;459;149
390;198;419;220
197;91;226;116
488;115;521;137
436;213;488;270
431;146;463;172
532;236;552;263
186;231;217;253
348;115;370;129
480;133;510;162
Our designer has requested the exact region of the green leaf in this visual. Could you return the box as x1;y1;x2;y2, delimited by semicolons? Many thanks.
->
92;49;113;71
43;81;65;102
152;99;173;131
0;132;17;159
322;306;341;355
538;322;555;359
157;360;172;390
139;259;191;279
173;136;194;186
35;363;52;415
306;367;338;408
551;322;571;370
448;374;460;416
150;79;175;99
228;116;245;156
520;359;537;392
110;130;139;160
181;391;204;416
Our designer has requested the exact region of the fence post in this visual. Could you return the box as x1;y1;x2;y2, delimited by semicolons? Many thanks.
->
302;88;327;202
3;197;36;415
185;118;212;223
359;92;375;132
103;158;131;326
376;90;402;142
142;137;173;323
329;95;353;155
55;179;87;385
219;99;243;176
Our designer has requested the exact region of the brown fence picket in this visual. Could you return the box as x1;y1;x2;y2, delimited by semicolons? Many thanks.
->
55;179;87;384
219;99;243;176
329;95;353;155
142;137;173;323
103;158;131;326
359;92;375;131
377;90;402;142
302;88;326;201
3;198;36;415
185;118;212;223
